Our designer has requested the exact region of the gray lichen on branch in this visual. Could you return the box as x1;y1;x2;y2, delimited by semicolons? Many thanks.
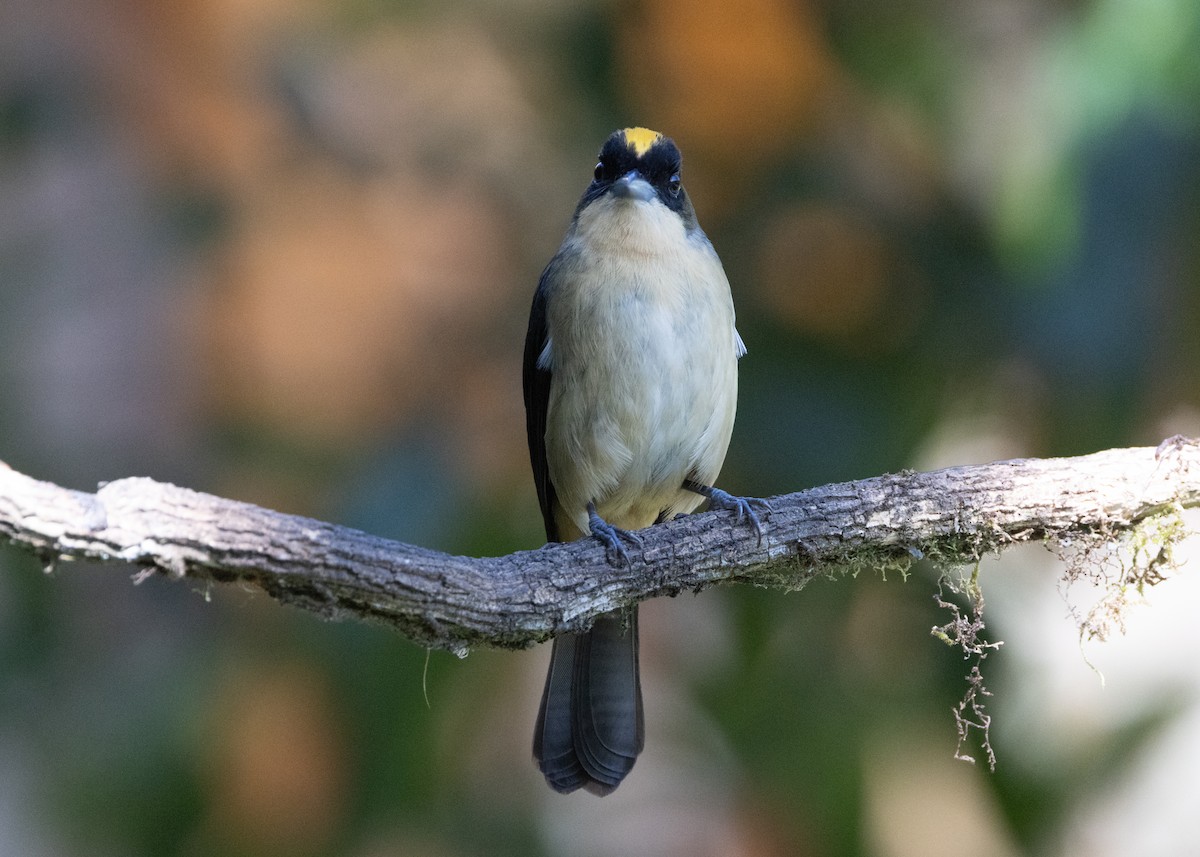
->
933;564;1003;771
1;439;1198;657
1056;502;1189;647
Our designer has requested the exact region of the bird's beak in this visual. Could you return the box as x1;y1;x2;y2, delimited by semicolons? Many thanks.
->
610;171;656;203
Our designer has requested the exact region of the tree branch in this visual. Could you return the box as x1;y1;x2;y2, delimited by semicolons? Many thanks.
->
2;438;1197;653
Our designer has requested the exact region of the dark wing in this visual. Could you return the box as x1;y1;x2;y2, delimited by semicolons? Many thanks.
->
523;270;558;542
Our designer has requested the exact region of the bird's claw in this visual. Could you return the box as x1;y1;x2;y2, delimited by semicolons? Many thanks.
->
588;503;642;566
704;487;772;544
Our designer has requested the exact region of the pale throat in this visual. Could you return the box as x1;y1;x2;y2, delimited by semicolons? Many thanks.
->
574;196;687;258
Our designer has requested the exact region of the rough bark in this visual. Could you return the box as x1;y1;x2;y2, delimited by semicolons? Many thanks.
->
1;437;1197;654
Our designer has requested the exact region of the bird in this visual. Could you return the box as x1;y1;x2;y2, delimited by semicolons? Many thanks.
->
523;127;765;795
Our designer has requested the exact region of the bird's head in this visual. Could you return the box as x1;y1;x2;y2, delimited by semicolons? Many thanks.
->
572;127;701;244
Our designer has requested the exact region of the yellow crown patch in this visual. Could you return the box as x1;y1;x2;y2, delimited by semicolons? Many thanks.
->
622;127;662;157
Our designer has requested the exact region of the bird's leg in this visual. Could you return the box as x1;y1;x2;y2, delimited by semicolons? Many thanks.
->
682;479;772;543
587;501;643;566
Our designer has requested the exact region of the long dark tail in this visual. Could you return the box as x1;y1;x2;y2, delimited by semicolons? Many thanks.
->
533;608;644;795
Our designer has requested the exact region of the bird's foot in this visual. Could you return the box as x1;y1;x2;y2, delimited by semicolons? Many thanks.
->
684;481;772;544
587;501;642;566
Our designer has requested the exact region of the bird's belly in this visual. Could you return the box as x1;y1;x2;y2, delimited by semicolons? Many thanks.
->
545;294;737;534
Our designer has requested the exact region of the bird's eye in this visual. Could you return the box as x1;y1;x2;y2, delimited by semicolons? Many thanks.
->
593;162;605;182
667;174;681;196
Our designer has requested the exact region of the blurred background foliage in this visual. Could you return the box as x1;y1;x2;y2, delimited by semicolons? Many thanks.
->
2;0;1200;854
